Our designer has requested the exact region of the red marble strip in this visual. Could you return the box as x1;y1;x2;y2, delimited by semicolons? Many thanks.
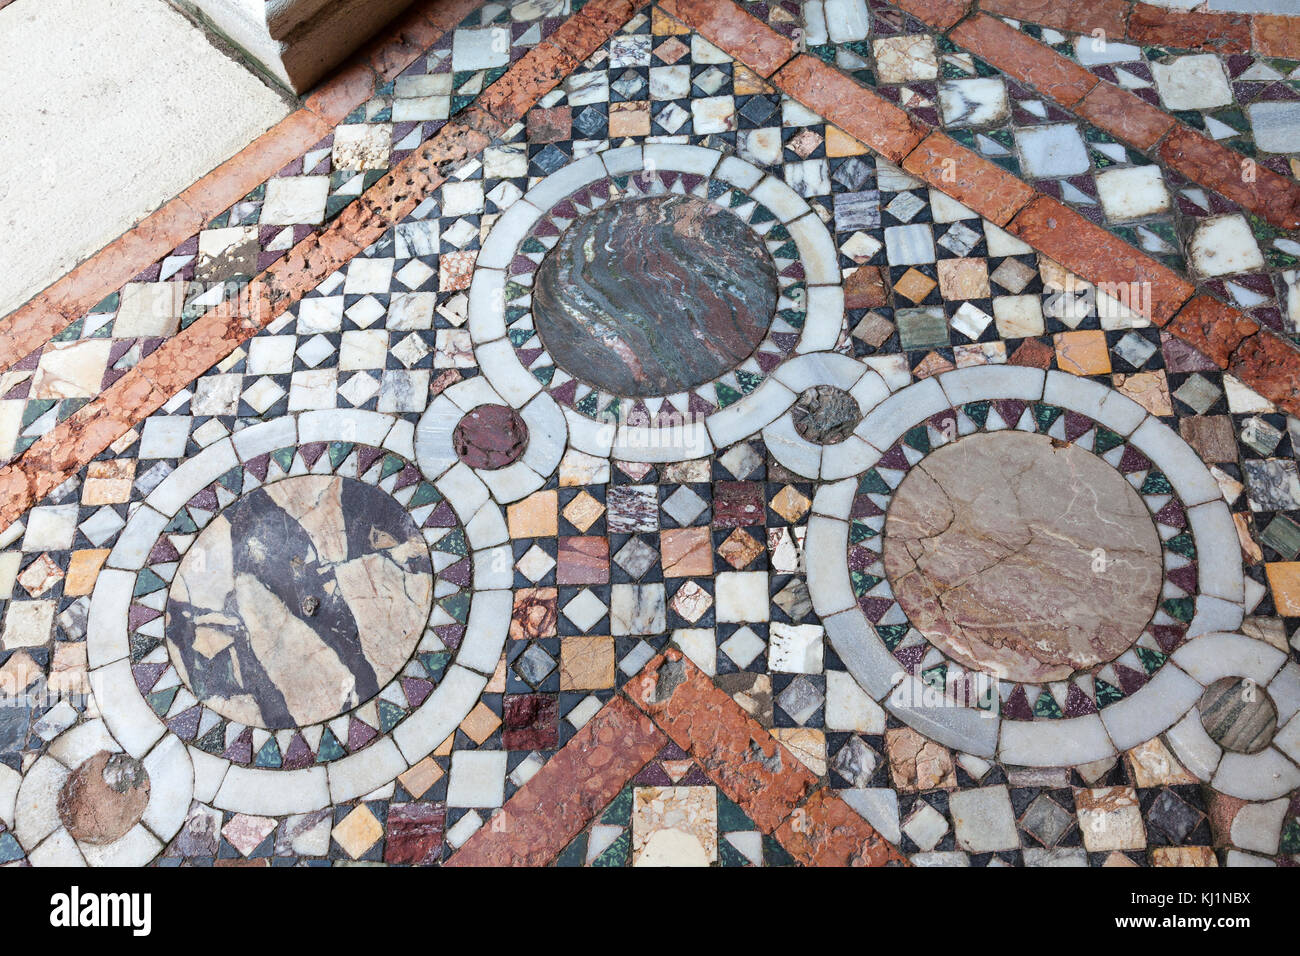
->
0;0;486;374
1127;3;1252;53
773;787;908;867
893;0;972;31
1007;195;1196;325
1074;81;1175;151
966;0;1300;57
948;12;1300;232
446;695;668;867
1254;14;1300;59
1166;294;1263;369
771;55;927;164
901;131;1037;227
625;649;820;833
677;0;1300;418
976;0;1129;38
0;0;646;536
626;649;908;864
950;13;1099;108
658;0;796;76
1158;126;1300;232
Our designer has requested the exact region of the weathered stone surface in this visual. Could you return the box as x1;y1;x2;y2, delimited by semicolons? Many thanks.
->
166;475;432;729
58;751;150;846
447;695;667;866
1199;677;1277;755
533;195;778;397
883;432;1162;683
792;386;861;445
454;404;529;470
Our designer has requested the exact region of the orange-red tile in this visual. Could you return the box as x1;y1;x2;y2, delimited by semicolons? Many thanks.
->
658;0;796;77
1075;82;1175;151
1128;4;1251;53
1159;126;1300;231
446;696;666;866
773;788;909;866
1253;14;1300;59
901;132;1036;226
774;55;926;164
951;14;1098;107
892;0;971;30
1007;196;1194;325
1228;328;1300;418
978;0;1128;37
1166;294;1260;369
627;649;819;833
180;110;331;221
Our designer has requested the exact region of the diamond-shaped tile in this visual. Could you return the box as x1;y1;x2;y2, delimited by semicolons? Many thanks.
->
515;544;556;582
1173;374;1222;415
717;528;764;570
563;589;608;631
669;579;713;623
902;801;949;851
333;805;383;859
720;626;765;668
563;491;605;532
514;644;558;686
662;486;707;526
614;537;659;579
776;675;824;724
1020;794;1073;848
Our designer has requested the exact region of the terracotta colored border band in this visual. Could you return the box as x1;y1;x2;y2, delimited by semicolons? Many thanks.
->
660;0;1300;417
450;649;907;866
946;12;1300;232
0;0;642;534
446;695;669;867
972;0;1299;56
0;0;486;374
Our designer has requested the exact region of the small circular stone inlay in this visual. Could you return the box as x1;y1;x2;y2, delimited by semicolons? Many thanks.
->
532;194;779;397
792;385;861;445
58;751;150;846
883;431;1163;684
165;475;433;729
453;404;529;470
1199;677;1278;754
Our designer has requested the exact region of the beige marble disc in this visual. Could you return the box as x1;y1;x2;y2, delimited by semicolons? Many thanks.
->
882;431;1163;683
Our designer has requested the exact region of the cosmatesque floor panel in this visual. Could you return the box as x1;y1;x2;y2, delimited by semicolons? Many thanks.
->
2;0;1300;869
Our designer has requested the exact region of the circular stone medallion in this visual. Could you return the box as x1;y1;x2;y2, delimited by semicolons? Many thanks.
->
165;475;433;729
453;404;529;470
57;752;150;846
532;194;779;397
882;431;1163;684
792;385;861;445
1199;677;1278;754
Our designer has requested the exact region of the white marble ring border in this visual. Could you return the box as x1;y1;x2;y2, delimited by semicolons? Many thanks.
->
414;376;565;503
806;365;1247;766
1164;634;1300;801
13;720;192;866
86;411;510;816
761;352;891;480
468;143;845;463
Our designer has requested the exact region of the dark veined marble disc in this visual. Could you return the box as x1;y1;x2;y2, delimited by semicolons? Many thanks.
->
531;194;779;398
165;475;433;730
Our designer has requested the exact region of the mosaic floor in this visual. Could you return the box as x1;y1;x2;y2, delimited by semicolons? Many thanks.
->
2;0;1300;868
